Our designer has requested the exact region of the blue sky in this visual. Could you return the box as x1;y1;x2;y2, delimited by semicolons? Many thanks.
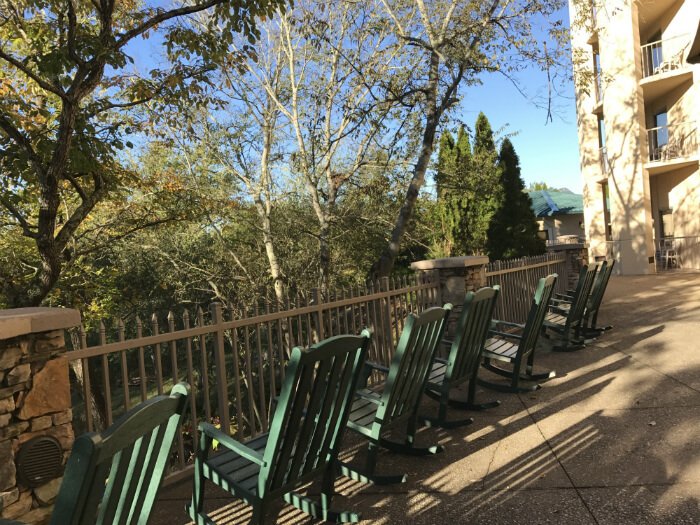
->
123;6;584;194
457;70;583;193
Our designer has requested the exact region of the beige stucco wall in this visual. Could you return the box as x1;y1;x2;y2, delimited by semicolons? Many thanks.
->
537;215;585;240
569;0;700;272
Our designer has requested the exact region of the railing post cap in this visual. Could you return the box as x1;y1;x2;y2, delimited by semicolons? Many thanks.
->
0;307;81;340
410;256;489;271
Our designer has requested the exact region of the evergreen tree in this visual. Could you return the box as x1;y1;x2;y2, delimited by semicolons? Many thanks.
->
487;138;546;260
431;125;473;257
454;113;501;255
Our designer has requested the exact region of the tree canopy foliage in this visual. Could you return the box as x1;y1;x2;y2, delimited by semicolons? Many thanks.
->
0;0;570;319
0;0;286;306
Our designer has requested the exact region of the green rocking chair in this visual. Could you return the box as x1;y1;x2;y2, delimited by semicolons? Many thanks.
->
188;332;371;525
480;275;558;393
544;264;598;351
41;383;190;525
341;305;452;485
424;286;501;428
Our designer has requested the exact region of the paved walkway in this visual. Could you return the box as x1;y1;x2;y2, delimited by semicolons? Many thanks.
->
153;272;700;524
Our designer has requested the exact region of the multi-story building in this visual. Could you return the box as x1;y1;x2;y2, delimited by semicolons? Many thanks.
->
569;0;700;273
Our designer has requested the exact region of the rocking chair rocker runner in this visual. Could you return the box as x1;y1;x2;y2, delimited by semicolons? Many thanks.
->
341;305;452;485
189;332;371;525
424;286;501;428
544;264;598;351
479;275;558;393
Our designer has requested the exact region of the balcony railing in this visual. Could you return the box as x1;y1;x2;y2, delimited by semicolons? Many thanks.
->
647;121;697;163
641;35;689;78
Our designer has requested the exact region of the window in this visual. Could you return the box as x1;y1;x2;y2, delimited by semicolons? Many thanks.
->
650;109;668;161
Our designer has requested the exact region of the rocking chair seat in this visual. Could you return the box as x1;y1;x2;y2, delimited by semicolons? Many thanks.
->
199;433;268;499
482;337;520;362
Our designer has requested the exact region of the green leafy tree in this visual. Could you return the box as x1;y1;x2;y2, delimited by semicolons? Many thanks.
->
0;0;286;306
487;139;546;260
450;113;501;255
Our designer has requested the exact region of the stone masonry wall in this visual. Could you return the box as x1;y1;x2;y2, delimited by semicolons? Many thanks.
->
0;309;80;524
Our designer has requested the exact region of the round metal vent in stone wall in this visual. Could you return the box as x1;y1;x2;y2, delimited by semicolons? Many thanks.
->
16;436;63;488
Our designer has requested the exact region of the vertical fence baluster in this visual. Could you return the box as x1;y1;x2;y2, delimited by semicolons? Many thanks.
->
210;303;230;435
151;314;163;395
79;325;93;432
242;304;257;437
167;311;185;467
197;307;211;422
228;305;244;439
99;322;113;427
253;303;268;433
117;319;129;413
136;316;147;402
183;310;198;463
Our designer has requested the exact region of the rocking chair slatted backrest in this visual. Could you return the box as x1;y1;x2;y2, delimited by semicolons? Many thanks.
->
586;259;615;326
261;332;370;495
51;383;189;525
567;265;598;330
520;274;558;353
379;305;451;424
446;286;500;384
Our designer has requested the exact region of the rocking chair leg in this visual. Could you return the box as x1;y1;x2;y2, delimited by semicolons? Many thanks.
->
285;490;361;524
338;443;407;485
461;368;500;410
378;436;444;456
422;390;474;427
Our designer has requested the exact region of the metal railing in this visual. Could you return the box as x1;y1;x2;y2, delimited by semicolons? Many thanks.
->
647;121;697;162
641;35;689;78
65;252;575;479
655;236;700;271
67;273;440;477
486;253;567;324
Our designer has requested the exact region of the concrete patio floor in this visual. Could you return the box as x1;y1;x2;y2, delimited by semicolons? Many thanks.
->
152;271;700;524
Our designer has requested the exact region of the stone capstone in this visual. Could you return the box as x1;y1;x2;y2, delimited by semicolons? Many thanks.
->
0;440;16;491
17;358;70;420
33;477;62;506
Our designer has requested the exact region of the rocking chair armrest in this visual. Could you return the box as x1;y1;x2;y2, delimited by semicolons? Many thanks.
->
489;330;523;341
355;389;385;406
548;305;569;315
491;319;525;330
550;298;572;305
199;423;267;467
363;361;390;375
434;356;449;364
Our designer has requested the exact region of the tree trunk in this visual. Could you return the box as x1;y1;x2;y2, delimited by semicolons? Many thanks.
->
370;51;442;280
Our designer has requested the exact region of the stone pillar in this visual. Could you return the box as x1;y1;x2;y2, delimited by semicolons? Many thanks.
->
411;256;489;336
0;308;81;524
547;243;589;290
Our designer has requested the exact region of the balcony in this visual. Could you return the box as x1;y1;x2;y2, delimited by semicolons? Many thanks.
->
646;121;698;175
640;36;693;103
